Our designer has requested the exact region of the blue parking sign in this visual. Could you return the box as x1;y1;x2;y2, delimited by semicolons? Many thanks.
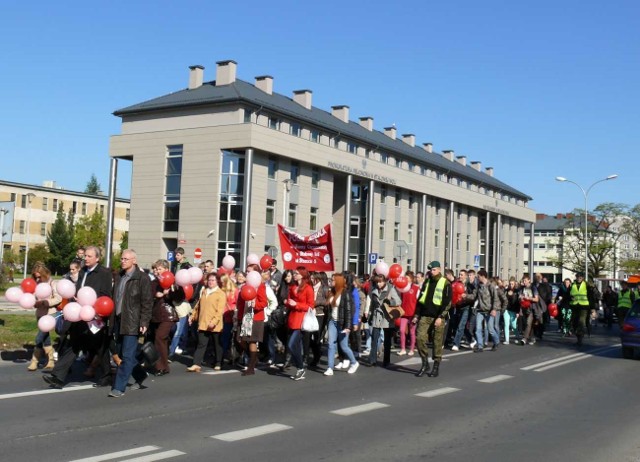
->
167;251;175;262
368;253;378;265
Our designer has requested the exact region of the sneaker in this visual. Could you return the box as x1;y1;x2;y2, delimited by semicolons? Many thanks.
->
108;389;125;398
470;340;477;349
473;346;483;353
397;350;407;356
347;362;359;374
323;368;334;376
361;349;371;356
451;345;459;352
174;347;183;355
407;350;415;356
335;360;350;370
291;369;306;381
129;382;145;391
502;341;509;345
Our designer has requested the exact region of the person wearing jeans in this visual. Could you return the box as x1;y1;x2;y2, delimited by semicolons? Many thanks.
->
324;273;358;376
284;267;315;381
473;270;501;352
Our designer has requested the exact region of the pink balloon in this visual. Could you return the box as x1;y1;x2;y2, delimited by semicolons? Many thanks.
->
35;282;53;300
77;286;97;307
5;287;23;303
63;302;82;322
188;266;203;285
246;253;260;266
246;270;262;289
80;305;96;322
38;314;57;332
175;269;191;287
56;279;76;299
222;255;235;270
19;292;36;309
375;261;389;277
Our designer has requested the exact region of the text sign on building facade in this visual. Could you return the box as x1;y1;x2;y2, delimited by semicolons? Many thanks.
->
277;224;335;272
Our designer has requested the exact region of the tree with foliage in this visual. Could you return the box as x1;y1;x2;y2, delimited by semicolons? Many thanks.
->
46;206;76;274
85;174;102;195
619;203;640;276
74;210;107;249
119;231;128;252
548;202;627;280
25;244;52;271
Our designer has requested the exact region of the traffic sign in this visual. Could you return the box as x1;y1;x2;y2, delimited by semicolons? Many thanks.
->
167;251;175;262
267;246;279;258
194;248;202;259
368;252;378;265
473;255;480;268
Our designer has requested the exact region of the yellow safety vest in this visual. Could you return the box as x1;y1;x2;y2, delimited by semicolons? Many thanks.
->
570;282;589;307
618;290;633;309
419;277;447;306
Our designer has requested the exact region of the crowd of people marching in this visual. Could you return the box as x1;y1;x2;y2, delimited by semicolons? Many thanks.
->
17;244;631;397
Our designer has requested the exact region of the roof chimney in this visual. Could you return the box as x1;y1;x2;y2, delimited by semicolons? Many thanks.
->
359;116;373;131
485;167;494;177
255;75;273;95
422;143;433;153
188;65;204;90
293;90;312;110
384;126;397;140
442;150;455;161
402;134;415;147
331;105;349;123
455;156;467;166
215;60;237;86
556;213;563;219
470;161;482;171
536;213;547;220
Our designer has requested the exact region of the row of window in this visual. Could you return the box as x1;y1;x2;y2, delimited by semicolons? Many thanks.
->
247;109;520;205
11;192;113;217
18;221;48;236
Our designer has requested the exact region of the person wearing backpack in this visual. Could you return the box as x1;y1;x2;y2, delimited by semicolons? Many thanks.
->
473;269;501;352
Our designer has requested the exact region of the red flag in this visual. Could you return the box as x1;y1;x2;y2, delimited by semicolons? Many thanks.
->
277;224;335;272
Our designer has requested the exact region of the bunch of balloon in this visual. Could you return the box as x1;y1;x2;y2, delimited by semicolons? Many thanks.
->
547;303;559;318
173;267;202;302
451;281;466;305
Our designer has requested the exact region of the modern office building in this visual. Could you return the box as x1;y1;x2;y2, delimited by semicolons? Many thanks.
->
0;179;130;258
110;60;536;275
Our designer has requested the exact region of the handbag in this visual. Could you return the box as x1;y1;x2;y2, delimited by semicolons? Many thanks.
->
384;303;405;320
139;340;160;366
301;308;319;332
239;306;254;337
268;305;287;330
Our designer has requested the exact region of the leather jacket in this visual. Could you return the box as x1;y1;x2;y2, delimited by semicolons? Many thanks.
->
110;266;153;336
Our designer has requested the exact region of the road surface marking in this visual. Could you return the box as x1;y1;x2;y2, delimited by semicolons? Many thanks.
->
397;350;473;366
415;387;461;398
522;344;621;371
120;450;186;461
533;345;620;372
68;446;160;462
211;423;292;441
478;374;513;383
330;402;390;416
521;353;586;370
0;384;95;401
201;370;240;375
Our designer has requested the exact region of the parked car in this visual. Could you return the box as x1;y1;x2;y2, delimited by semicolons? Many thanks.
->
620;300;640;359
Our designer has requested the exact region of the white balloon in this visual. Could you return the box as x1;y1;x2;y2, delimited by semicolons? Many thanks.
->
63;302;82;322
222;255;236;270
246;253;260;266
188;266;203;285
19;292;36;309
175;269;191;287
246;270;262;289
5;287;23;303
38;315;57;332
56;279;76;299
79;305;96;322
375;261;389;277
35;282;53;300
76;286;97;307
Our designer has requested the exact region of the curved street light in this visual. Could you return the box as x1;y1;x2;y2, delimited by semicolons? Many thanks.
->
23;193;36;279
555;174;618;281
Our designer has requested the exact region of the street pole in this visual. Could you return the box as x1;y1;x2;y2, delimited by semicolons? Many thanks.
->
282;179;293;227
23;193;36;279
555;175;618;282
0;207;7;265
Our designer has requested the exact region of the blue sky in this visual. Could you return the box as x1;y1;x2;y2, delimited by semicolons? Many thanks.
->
1;0;637;215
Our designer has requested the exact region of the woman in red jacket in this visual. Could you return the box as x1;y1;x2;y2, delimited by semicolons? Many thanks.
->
285;266;314;381
236;264;267;376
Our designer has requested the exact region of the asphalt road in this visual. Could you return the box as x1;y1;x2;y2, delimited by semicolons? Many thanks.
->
0;325;638;462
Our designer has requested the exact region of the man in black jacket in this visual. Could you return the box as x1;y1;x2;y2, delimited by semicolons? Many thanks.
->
108;249;153;398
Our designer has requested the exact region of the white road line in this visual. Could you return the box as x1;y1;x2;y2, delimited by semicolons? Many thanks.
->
211;423;292;442
68;446;160;462
201;370;240;375
521;344;621;371
415;387;461;398
478;374;513;383
0;384;95;401
533;355;593;372
396;350;473;366
120;450;186;462
330;402;390;416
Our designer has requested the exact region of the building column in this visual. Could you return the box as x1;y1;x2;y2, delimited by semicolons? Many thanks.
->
241;148;254;268
447;201;455;270
485;211;492;275
528;223;535;277
495;214;502;279
105;157;118;268
342;174;353;272
366;179;375;274
417;193;427;271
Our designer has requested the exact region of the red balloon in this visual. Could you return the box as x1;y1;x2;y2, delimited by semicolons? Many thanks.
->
394;318;401;328
547;303;558;318
394;276;409;289
388;264;403;280
240;284;257;301
94;296;115;317
183;284;194;301
520;299;531;310
452;281;465;295
452;292;462;306
159;271;175;289
259;254;273;271
20;278;37;294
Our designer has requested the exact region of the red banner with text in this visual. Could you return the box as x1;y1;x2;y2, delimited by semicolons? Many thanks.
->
277;224;335;272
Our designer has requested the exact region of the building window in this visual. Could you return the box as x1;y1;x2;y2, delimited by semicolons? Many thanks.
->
434;229;439;248
311;167;320;189
40;222;46;236
310;207;318;231
380;185;387;204
350;216;360;238
394;222;400;241
266;199;275;225
311;130;319;143
52;199;58;212
126;209;130;221
347;142;357;154
290;161;300;184
456;233;461;251
379;219;386;240
42;197;48;211
365;149;372;158
19;220;25;234
290;123;301;137
408;161;415;172
395;189;401;207
435;199;441;216
351;184;361;202
72;201;77;214
10;193;16;202
380;153;388;164
99;205;105;215
268;157;278;180
409;192;415;210
81;203;87;215
218;150;245;265
164;145;183;232
408;224;413;244
457;206;461;220
288;203;297;228
21;195;27;208
466;234;471;251
269;117;280;130
244;109;252;123
467;206;471;222
407;258;413;272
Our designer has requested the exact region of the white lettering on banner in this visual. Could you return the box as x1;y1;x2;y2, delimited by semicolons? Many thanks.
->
278;224;335;272
327;161;397;185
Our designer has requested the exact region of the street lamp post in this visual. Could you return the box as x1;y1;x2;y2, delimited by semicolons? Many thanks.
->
555;174;618;281
282;179;294;226
23;193;36;279
0;207;8;266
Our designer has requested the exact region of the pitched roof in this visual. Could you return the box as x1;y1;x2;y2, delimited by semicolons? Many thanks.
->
114;79;531;201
